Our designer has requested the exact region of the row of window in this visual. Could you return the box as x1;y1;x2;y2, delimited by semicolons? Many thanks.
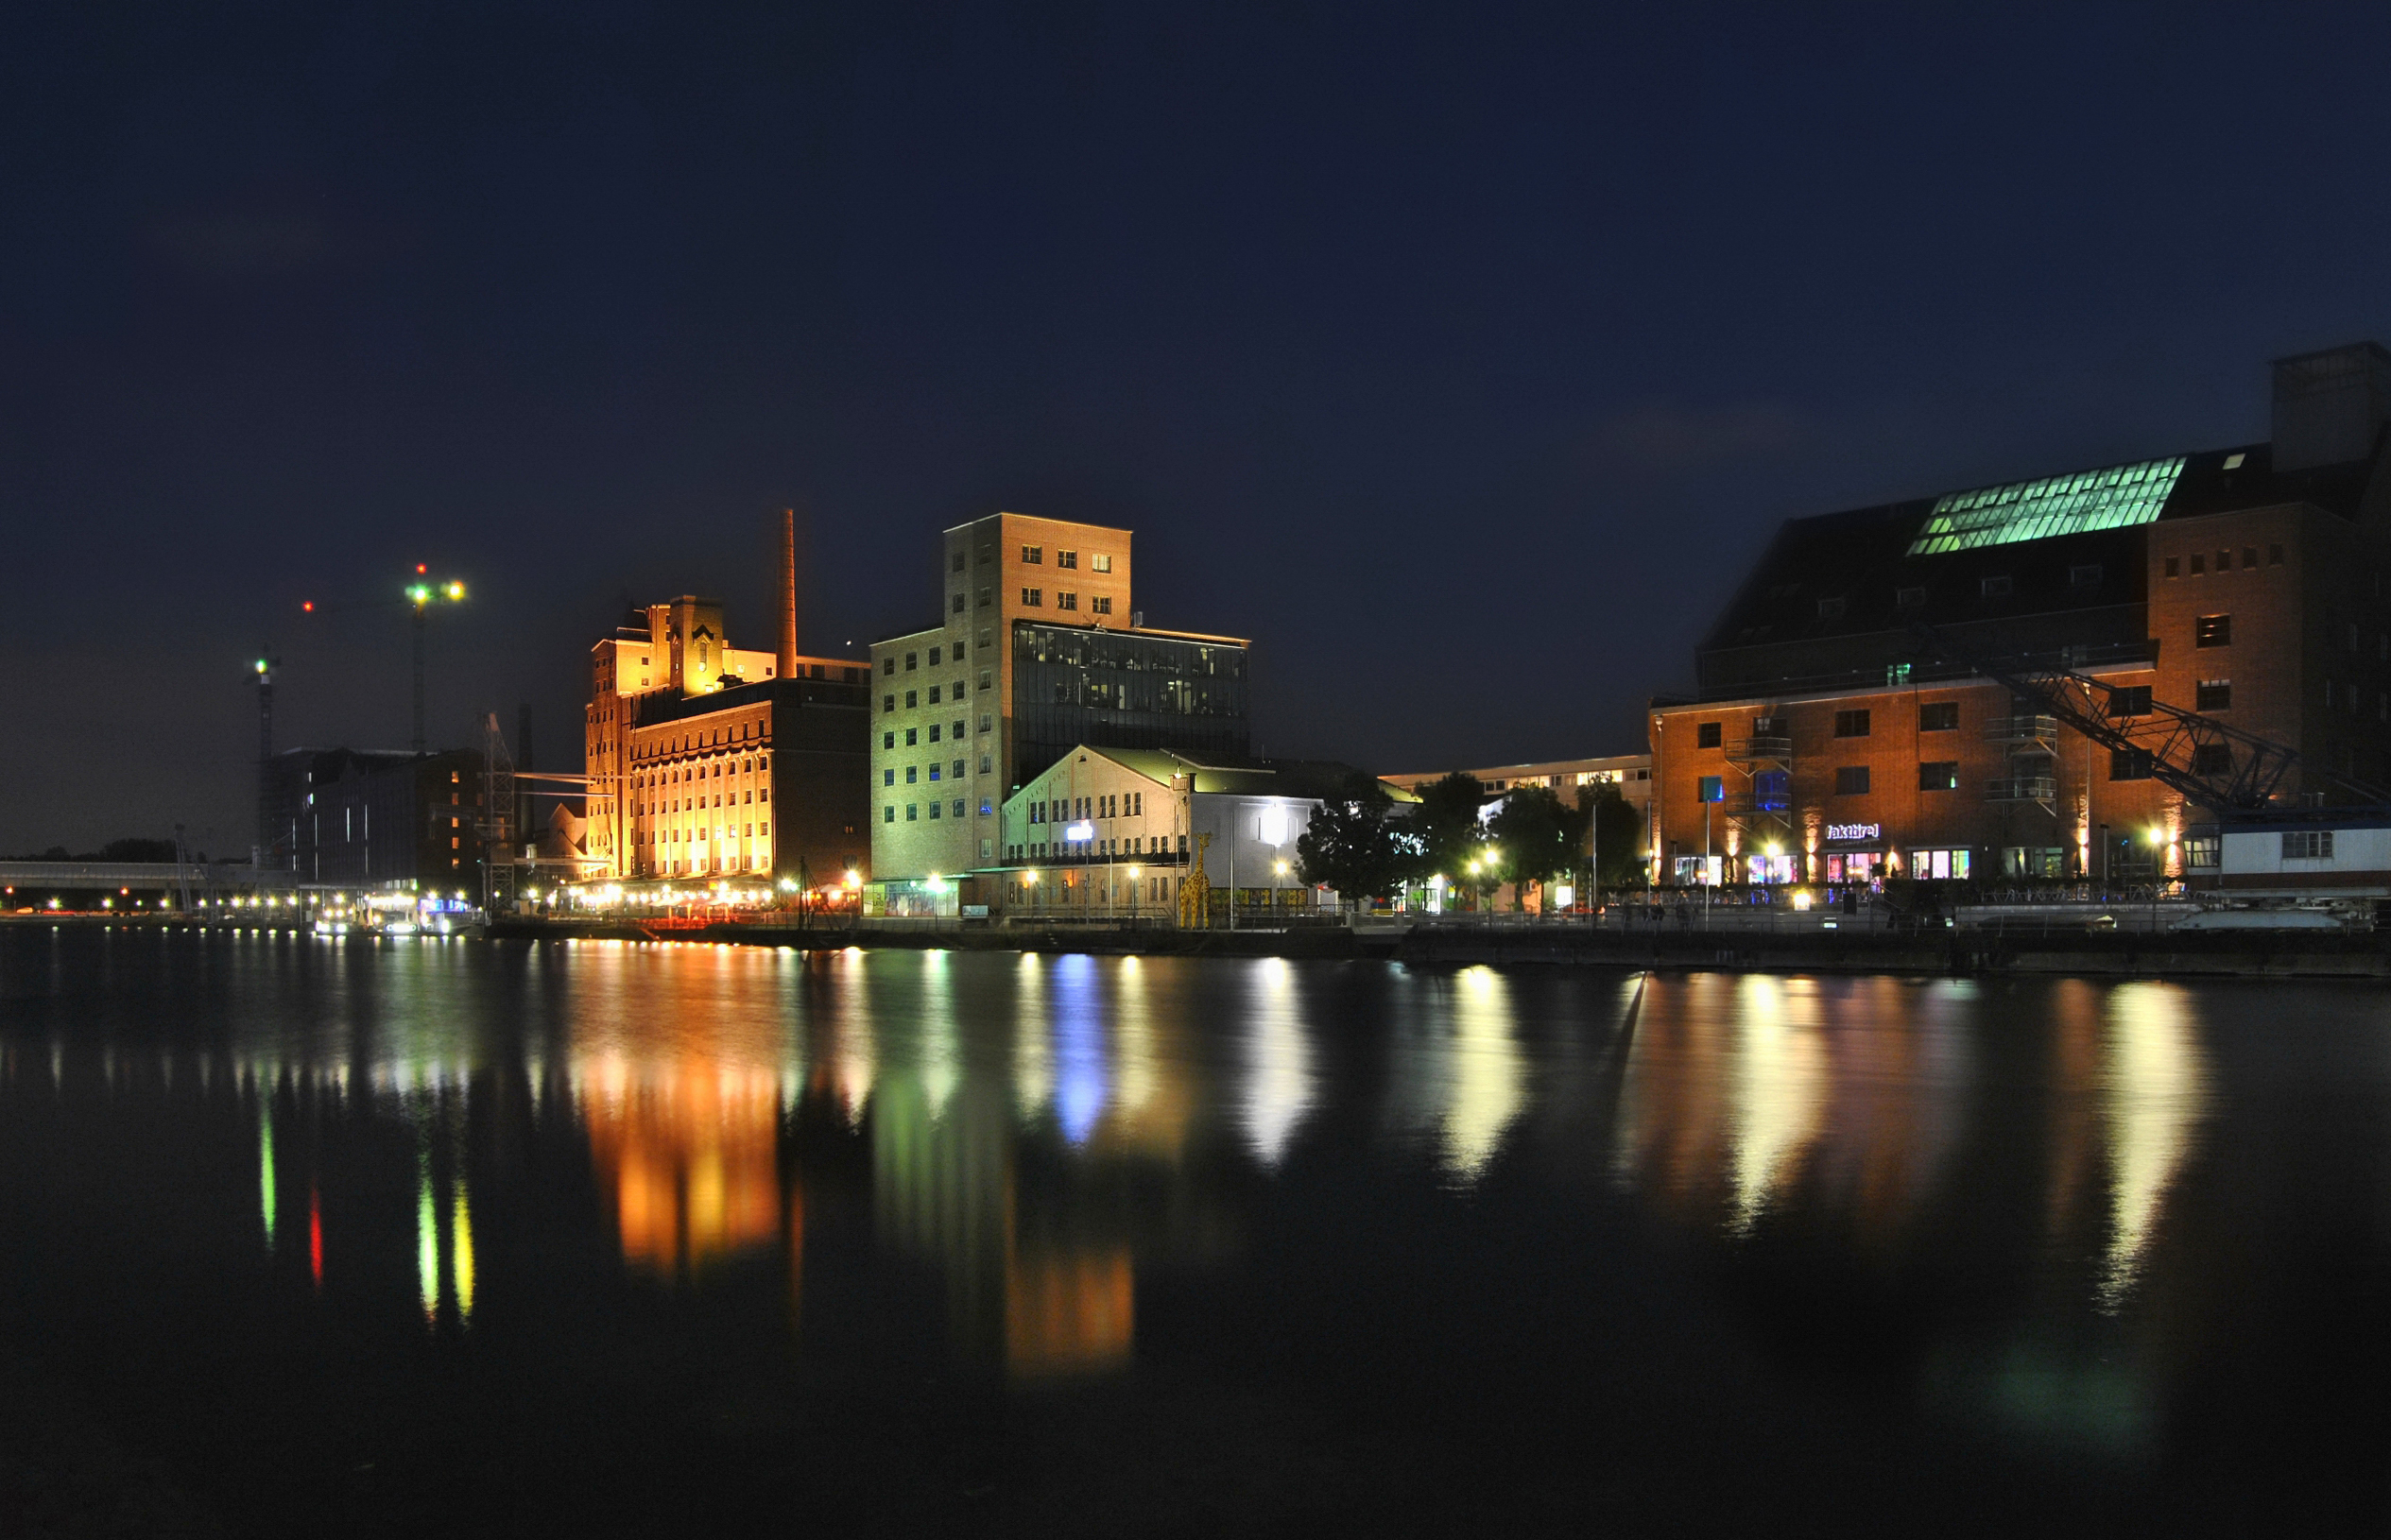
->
886;758;992;785
1012;546;1113;571
885;800;991;822
884;721;991;748
633;822;769;844
2164;544;2283;577
1017;589;1113;613
885;680;983;711
633;722;765;759
1010;833;1176;860
1693;676;2245;750
1026;793;1144;824
2320;680;2391;719
886;642;972;674
634;787;768;813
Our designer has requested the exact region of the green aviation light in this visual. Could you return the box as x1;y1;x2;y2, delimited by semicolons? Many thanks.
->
1907;455;2186;556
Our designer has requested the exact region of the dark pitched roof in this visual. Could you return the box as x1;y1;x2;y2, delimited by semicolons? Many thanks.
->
1698;440;2381;658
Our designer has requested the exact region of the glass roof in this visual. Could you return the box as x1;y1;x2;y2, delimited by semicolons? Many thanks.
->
1906;455;2185;556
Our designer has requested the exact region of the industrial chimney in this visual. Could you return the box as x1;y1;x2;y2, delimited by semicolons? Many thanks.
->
777;506;800;680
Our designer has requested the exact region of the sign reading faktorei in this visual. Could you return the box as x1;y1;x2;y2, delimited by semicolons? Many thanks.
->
1826;823;1881;842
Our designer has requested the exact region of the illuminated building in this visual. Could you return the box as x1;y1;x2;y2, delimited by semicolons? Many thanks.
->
868;512;1250;901
585;577;872;885
1651;343;2391;888
974;744;1417;921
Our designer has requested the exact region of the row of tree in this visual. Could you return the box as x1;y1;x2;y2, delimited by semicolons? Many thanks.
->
1292;772;1643;909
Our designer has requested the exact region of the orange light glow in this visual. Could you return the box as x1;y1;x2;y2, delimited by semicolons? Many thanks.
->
582;1060;783;1274
309;1186;323;1289
1006;1248;1134;1377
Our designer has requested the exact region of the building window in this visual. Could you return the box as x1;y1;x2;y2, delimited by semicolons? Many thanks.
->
2243;546;2258;569
1834;766;1870;796
952;593;965;613
1696;775;1724;803
927;801;939;819
1022;545;1042;564
979;712;993;731
2192;744;2233;775
952;759;965;779
2195;679;2231;711
2190;553;2206;575
927;685;940;705
904;690;918;709
2163;556;2179;578
1022;588;1042;607
979;670;992;692
1092;554;1112;573
2269;543;2284;565
952;720;965;739
2350;623;2364;653
928;646;940;667
954;800;967;818
2283;830;2334;861
1695;722;1722;748
978;587;992;607
883;731;895;748
1833;709;1871;738
1918;702;1959;732
905;766;918;783
905;652;918;670
906;804;919;821
904;727;918;746
1816;596;1846;619
1057;550;1077;569
927;763;940;780
1092;595;1112;615
979;755;992;774
883;694;896;713
2109;748;2153;781
883;769;894;786
952;549;966;573
2195;614;2231;648
2070;563;2102;589
1057;591;1078;610
885;806;895;823
980;799;994;815
1981;575;2013;597
1897;586;1927;607
2109;686;2151;718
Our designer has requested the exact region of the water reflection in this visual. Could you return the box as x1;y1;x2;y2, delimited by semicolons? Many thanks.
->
0;935;2318;1516
2099;983;2211;1311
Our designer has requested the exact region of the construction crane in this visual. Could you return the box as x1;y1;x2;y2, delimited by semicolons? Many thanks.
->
252;647;280;868
404;567;468;752
1905;622;2389;819
298;564;467;753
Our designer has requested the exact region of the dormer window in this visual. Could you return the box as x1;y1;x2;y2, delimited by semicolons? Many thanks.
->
1981;575;2013;598
1897;586;1926;608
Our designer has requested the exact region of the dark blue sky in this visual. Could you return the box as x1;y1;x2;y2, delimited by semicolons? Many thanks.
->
8;2;2391;853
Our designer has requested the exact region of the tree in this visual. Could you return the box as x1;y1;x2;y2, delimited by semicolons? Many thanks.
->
1407;772;1488;893
1295;774;1409;907
1577;781;1645;891
1487;784;1583;909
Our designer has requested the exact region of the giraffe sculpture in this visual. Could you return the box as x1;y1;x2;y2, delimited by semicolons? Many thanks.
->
1178;830;1213;928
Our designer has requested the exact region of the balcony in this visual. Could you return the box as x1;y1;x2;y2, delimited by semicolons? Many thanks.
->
1985;775;2058;804
1983;713;2058;743
1725;735;1793;764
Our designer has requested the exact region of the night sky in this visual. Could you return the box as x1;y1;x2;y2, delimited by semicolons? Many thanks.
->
9;3;2391;855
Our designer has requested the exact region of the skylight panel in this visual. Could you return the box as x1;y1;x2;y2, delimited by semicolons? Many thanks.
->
1905;455;2186;556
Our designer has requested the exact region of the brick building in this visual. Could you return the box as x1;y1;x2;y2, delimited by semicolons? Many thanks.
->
585;593;871;888
1651;342;2391;889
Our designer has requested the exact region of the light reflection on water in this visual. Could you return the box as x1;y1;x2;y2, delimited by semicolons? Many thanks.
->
6;933;2369;1530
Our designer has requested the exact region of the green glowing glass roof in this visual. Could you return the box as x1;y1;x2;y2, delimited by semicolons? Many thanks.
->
1905;455;2185;556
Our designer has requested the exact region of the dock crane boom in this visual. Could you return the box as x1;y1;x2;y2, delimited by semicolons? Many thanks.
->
1902;622;2389;819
